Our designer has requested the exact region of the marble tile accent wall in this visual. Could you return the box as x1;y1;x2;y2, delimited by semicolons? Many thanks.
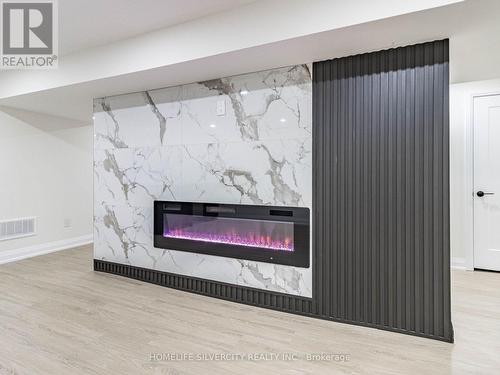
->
93;64;312;297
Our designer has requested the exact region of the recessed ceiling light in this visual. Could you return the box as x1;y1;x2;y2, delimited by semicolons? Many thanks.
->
280;118;287;123
209;124;216;128
240;90;249;95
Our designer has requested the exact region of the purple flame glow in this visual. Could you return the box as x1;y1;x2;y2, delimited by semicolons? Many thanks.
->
163;229;294;251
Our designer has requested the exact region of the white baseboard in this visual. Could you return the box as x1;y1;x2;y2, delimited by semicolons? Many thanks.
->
451;257;466;270
0;234;93;265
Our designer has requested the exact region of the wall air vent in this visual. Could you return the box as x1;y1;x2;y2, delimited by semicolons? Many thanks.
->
0;217;36;241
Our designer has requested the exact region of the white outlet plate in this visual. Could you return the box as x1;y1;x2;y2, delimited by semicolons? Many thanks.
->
64;218;72;228
216;99;226;116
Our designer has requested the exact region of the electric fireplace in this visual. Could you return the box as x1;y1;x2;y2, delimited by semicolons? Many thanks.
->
154;201;310;268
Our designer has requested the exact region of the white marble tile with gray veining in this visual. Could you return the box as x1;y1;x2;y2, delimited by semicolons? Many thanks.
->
94;204;154;266
93;64;313;297
94;90;183;150
180;138;311;207
184;64;312;144
94;146;183;208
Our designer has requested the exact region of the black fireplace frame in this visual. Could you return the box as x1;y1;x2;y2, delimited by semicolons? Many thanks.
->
153;201;310;268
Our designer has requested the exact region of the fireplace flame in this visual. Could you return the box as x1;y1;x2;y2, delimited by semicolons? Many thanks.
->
163;229;294;251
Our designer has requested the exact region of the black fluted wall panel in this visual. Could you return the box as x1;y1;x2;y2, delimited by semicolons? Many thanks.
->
313;40;452;341
94;260;313;314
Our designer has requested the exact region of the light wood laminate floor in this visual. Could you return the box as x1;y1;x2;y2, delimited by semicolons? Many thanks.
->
0;245;499;374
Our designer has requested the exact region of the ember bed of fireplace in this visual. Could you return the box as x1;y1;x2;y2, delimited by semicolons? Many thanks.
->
154;201;310;267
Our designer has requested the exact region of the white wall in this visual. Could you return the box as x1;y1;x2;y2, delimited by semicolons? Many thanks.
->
0;107;93;255
450;78;500;267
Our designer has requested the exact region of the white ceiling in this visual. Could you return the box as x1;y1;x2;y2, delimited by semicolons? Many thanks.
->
2;0;499;122
59;0;256;55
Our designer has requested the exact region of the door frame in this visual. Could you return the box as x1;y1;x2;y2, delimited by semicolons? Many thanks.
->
464;91;500;270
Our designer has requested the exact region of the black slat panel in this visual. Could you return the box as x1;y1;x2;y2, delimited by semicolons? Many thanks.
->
312;39;452;342
94;259;313;315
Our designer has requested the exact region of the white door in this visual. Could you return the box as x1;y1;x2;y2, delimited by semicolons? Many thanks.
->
474;94;500;271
